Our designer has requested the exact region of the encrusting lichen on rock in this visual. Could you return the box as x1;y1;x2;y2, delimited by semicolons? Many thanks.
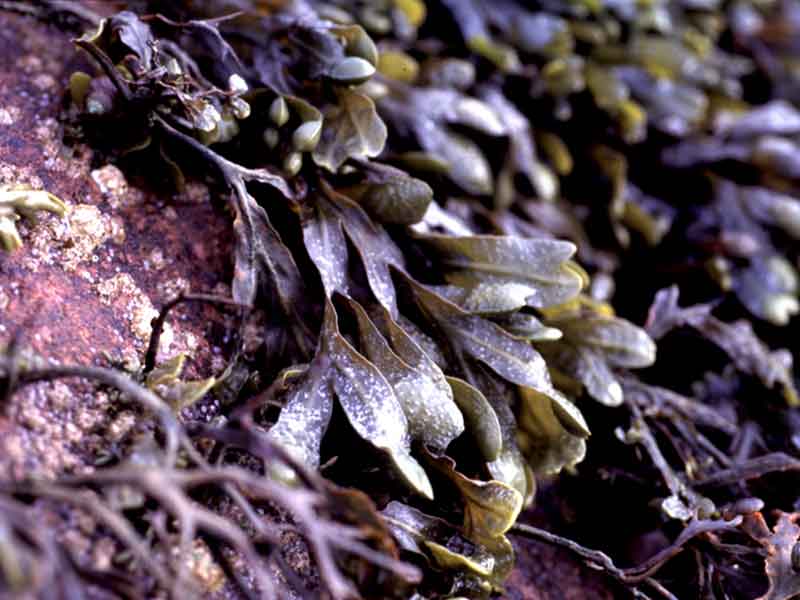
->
95;272;174;348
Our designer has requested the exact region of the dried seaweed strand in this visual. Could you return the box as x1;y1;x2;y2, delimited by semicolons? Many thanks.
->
511;517;741;597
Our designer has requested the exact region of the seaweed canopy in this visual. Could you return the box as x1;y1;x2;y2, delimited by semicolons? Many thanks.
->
4;0;800;598
55;6;618;593
0;4;602;597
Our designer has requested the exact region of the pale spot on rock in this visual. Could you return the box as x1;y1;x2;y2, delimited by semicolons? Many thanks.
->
58;204;115;270
32;73;56;92
0;105;20;126
91;164;128;198
95;273;174;349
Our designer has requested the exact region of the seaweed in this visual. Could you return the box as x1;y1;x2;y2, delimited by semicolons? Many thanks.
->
3;0;800;598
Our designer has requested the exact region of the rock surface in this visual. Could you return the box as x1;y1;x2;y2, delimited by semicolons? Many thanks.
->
0;10;235;480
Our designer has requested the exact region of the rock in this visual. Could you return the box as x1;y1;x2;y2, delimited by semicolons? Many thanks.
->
0;10;234;479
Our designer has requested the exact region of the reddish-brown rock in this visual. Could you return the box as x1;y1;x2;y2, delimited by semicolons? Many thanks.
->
0;10;234;478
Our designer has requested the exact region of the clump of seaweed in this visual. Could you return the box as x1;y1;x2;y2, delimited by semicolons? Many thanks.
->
0;186;66;251
3;0;800;598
